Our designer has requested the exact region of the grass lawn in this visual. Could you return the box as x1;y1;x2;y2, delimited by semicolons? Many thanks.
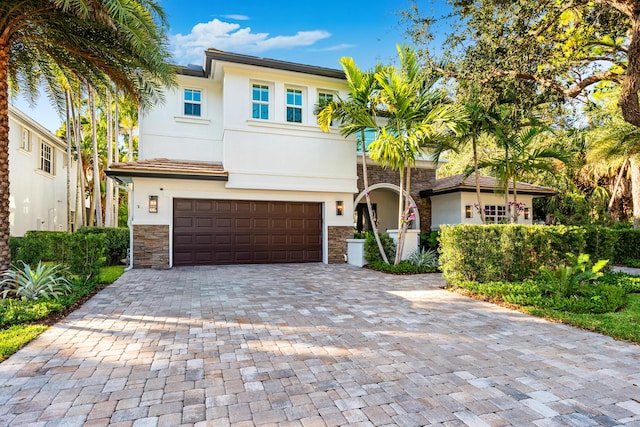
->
454;274;640;344
0;265;126;361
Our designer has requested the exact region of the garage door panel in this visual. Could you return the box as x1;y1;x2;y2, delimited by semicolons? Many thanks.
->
174;198;322;266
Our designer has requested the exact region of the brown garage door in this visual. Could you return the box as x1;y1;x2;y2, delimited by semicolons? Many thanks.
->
173;199;322;266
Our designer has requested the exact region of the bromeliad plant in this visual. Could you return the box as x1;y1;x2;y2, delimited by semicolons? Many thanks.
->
1;262;71;301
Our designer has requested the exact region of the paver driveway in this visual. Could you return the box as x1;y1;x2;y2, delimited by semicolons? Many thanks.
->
1;264;639;427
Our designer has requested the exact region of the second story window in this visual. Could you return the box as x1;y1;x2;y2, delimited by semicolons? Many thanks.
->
286;88;303;123
318;92;333;107
21;128;31;151
183;89;201;117
252;84;269;120
40;142;53;174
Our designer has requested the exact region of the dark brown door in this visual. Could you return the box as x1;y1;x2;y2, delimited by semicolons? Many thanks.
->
173;199;322;266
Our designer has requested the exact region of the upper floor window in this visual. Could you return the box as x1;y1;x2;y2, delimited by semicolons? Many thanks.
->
252;84;269;120
40;142;53;174
21;128;31;151
318;92;334;106
183;89;201;117
286;88;303;123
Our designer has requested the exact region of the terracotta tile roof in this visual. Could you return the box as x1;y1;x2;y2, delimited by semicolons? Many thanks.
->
427;173;555;195
106;158;228;181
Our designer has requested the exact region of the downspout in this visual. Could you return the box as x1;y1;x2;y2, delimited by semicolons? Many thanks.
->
125;182;134;271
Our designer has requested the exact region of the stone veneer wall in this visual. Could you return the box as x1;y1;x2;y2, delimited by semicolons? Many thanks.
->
328;226;352;264
133;225;170;269
356;163;436;234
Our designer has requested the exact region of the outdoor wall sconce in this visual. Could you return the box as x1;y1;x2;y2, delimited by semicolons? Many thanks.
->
149;195;158;213
465;205;472;218
336;201;344;216
524;207;530;220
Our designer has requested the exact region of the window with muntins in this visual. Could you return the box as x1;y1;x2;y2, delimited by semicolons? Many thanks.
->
286;88;303;123
183;89;201;116
252;84;269;120
40;143;53;174
484;205;506;224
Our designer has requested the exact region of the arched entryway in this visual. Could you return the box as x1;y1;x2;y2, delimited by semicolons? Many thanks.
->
353;183;420;233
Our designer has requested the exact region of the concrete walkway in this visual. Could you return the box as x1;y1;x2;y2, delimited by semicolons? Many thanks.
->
1;264;639;427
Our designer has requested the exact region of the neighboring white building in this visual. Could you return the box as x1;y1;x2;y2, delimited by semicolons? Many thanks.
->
8;105;77;236
423;173;555;229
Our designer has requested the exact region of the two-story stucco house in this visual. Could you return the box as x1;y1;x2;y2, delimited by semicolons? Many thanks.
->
107;49;551;269
8;105;78;236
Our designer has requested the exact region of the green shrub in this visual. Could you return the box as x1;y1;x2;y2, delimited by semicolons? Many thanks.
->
613;229;640;263
17;231;71;265
407;248;439;269
420;231;440;251
364;232;396;263
0;298;63;326
583;226;616;270
368;260;437;274
68;233;105;278
598;273;640;293
76;227;128;266
622;259;640;268
538;254;608;299
0;262;71;300
0;325;49;361
9;237;21;261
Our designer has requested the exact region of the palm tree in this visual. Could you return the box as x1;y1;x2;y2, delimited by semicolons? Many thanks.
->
369;45;466;264
317;59;391;264
1;0;175;268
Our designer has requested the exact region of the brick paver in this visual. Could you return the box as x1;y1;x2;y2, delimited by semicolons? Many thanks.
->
0;264;639;426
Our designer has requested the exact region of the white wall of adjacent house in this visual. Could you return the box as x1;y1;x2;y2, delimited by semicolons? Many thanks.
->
431;191;536;229
130;177;354;264
138;68;358;195
8;107;77;236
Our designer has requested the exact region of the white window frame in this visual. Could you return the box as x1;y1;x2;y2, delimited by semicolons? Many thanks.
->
285;87;304;123
183;88;202;117
484;205;507;224
251;83;270;120
40;142;54;174
317;91;336;125
21;127;31;151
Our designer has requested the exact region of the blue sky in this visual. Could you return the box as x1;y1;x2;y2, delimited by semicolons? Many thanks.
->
13;0;449;132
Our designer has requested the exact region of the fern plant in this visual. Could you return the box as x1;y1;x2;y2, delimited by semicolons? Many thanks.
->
1;262;71;301
539;253;608;298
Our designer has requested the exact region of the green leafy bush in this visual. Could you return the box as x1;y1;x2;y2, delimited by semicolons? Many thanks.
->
407;248;439;269
538;254;608;299
9;237;21;261
0;262;71;300
613;229;640;263
420;231;440;251
68;233;106;278
368;260;437;274
76;227;128;266
622;259;640;268
0;298;62;326
583;226;616;271
598;273;640;293
364;232;396;263
17;231;71;265
0;325;49;361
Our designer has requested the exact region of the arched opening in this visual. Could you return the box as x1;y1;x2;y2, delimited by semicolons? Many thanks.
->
353;183;420;233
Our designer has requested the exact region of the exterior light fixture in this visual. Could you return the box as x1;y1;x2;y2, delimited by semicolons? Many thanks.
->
336;201;344;216
465;205;472;219
149;195;158;213
524;207;530;220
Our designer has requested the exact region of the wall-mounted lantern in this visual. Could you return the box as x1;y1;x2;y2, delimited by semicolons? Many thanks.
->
149;195;158;213
336;201;344;216
465;205;472;218
524;207;530;220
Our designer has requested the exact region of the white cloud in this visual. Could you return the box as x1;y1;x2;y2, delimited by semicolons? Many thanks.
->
220;14;250;21
313;44;356;52
171;19;331;65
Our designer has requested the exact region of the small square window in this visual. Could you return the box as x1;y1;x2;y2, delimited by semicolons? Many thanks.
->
183;89;201;117
286;88;303;123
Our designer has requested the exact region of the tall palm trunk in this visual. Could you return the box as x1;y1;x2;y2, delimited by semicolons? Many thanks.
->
473;136;486;224
608;158;628;215
65;91;72;232
0;47;12;269
114;96;120;226
631;156;640;229
395;165;411;265
361;131;389;264
105;90;113;228
512;177;518;223
504;144;510;223
394;166;405;265
69;92;85;227
89;86;102;226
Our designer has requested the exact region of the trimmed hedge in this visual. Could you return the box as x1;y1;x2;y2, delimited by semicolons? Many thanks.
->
439;224;630;284
76;227;128;266
613;229;640;263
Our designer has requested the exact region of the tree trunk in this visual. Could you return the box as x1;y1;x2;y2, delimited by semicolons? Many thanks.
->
65;91;72;232
105;90;113;228
114;96;120;226
473;137;486;224
396;165;412;265
512;177;518;223
361;132;389;264
70;95;86;228
608;158;628;214
0;46;12;270
395;166;405;265
89;86;103;227
619;13;640;127
631;156;640;229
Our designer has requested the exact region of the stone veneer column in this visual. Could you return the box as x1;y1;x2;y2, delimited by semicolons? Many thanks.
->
327;226;353;264
133;225;170;269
